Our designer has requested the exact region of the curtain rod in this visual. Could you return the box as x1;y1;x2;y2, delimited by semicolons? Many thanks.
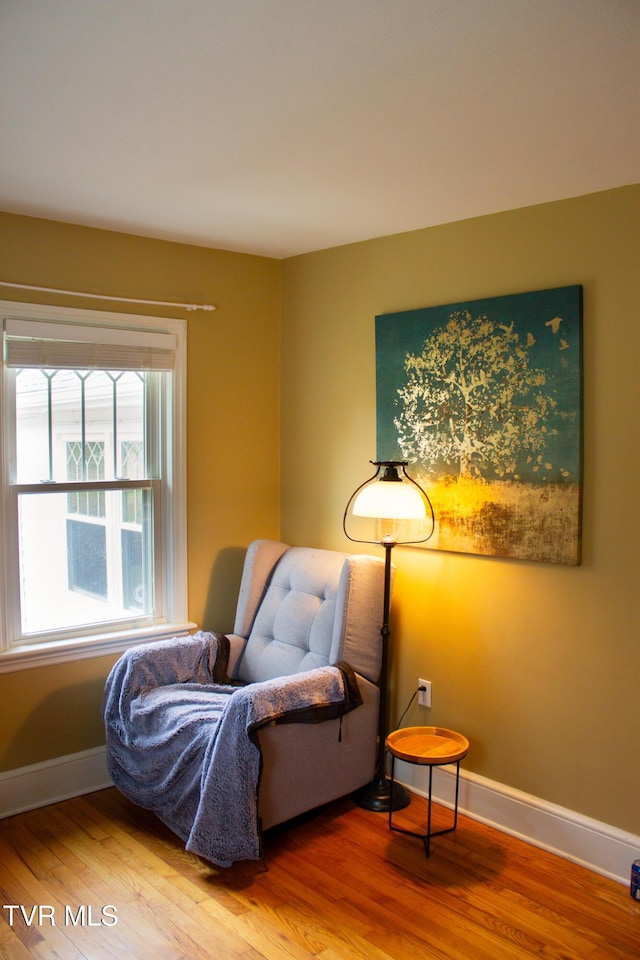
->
0;281;216;312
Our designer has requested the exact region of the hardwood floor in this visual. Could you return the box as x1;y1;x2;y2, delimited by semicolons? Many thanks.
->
1;787;638;960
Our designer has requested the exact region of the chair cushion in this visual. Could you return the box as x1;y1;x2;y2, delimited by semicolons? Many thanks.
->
237;547;342;682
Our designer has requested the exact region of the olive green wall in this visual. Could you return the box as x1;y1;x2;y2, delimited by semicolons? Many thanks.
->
0;212;281;770
280;185;640;835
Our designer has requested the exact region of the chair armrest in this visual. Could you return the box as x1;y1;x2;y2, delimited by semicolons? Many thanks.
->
223;663;363;732
102;631;229;720
257;674;379;828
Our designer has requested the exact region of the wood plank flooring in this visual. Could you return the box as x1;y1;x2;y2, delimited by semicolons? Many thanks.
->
1;787;638;960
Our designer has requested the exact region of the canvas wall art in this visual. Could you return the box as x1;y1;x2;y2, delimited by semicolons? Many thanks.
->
375;286;583;564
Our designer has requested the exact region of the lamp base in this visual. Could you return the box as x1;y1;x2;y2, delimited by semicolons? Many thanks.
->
352;777;410;813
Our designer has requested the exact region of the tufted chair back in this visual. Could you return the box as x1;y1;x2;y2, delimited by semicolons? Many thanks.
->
231;540;386;687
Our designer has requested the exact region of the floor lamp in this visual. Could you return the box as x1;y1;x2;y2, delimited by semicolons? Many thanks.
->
343;461;434;813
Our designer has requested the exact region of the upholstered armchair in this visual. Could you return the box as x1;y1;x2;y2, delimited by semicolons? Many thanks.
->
103;539;387;866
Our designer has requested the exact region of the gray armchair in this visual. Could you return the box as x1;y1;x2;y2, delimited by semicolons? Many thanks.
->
103;540;387;865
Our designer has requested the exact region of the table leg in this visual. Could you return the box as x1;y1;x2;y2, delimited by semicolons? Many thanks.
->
388;758;463;859
452;757;461;832
424;765;433;857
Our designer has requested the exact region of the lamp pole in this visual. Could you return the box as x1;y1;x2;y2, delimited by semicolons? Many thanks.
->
352;537;410;811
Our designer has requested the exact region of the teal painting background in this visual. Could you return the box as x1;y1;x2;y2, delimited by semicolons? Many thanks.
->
375;285;583;485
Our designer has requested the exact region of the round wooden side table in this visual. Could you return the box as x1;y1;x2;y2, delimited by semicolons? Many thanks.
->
386;726;469;857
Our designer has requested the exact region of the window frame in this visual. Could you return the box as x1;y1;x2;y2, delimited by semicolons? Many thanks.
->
0;301;195;673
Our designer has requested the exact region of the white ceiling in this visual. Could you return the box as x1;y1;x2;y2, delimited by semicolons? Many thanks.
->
1;0;638;259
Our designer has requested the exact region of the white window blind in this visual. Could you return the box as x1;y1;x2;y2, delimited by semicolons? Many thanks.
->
3;318;176;370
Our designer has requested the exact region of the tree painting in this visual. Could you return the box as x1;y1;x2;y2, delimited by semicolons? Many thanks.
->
375;287;583;563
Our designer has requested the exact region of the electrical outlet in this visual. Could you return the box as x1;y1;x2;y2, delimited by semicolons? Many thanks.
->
418;678;432;708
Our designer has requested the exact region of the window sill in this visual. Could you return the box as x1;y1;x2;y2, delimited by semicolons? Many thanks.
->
0;622;198;673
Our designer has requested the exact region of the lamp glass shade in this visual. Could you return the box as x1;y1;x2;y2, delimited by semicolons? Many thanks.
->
352;480;427;521
343;460;435;547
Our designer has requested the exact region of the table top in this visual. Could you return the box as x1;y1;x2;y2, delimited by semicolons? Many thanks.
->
386;726;469;765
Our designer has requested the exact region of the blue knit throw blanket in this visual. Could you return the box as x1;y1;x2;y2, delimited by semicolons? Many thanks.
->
102;631;359;866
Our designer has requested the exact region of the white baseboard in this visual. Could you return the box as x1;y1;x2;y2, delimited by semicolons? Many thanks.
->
395;759;640;887
0;746;112;818
2;747;639;888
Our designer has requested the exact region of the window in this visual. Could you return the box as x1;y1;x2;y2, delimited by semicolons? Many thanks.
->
0;302;193;671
